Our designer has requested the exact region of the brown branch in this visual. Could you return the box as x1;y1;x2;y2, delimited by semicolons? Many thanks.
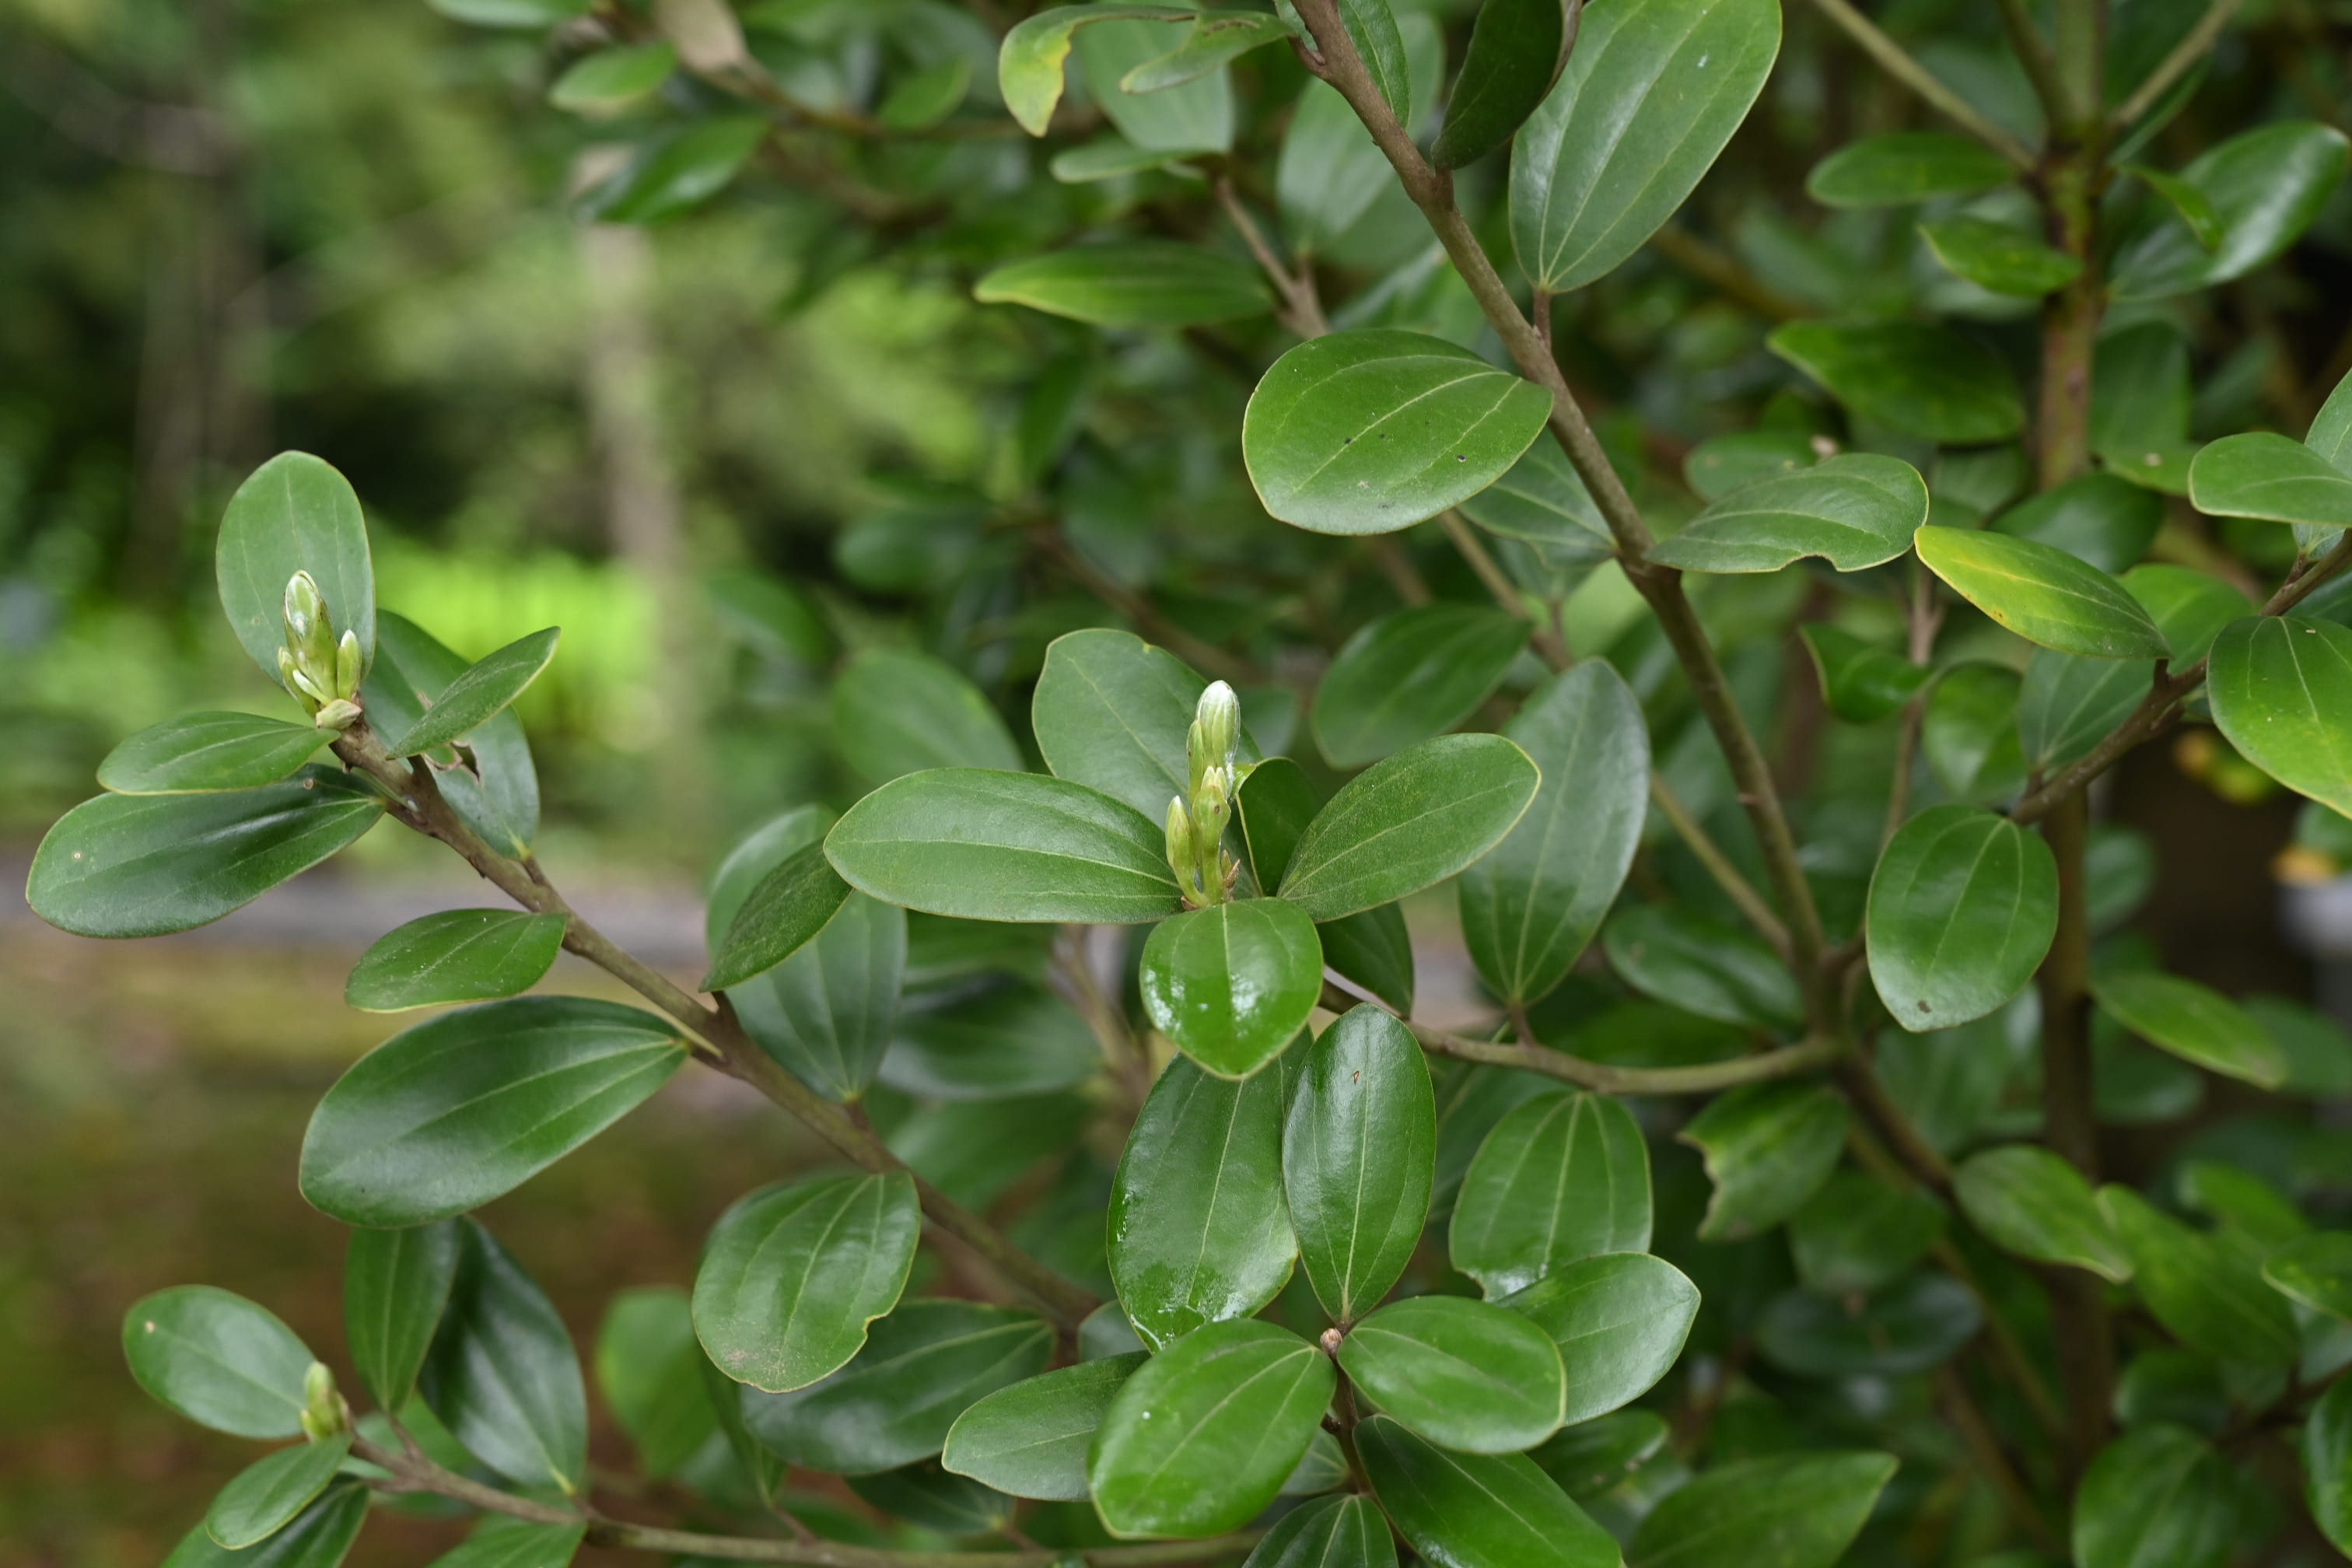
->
1213;174;1328;338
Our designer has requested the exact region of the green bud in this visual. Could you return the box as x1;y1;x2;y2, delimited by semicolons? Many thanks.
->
334;630;362;702
313;698;363;733
1165;796;1199;900
1195;681;1239;768
298;1360;348;1440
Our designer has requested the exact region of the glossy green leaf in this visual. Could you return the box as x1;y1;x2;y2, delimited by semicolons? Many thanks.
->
1278;79;1401;251
1628;1451;1897;1568
887;1092;1088;1210
1278;733;1541;922
2308;1379;2352;1557
300;996;687;1227
2093;970;2287;1088
941;1353;1145;1500
124;1286;313;1439
1458;663;1647;1006
1318;902;1417;1014
28;768;384;939
731;891;905;1101
1242;1494;1397;1568
1074;13;1234;152
97;712;327;795
1500;1251;1699;1423
704;840;856;992
1511;0;1780;289
548;40;675;111
422;1220;589;1493
346;1220;463;1410
828;769;1181;924
1650;453;1927;573
216;452;376;683
2072;1424;2234;1568
2093;321;2194;471
1122;12;1293;91
1139;898;1321;1078
1284;1005;1435;1323
1528;1409;1671;1503
1109;1054;1295;1349
1088;1319;1335;1538
1768;322;2024;444
877;57;972;132
695;1173;921;1394
1458;436;1614;552
380;627;557;757
1313;604;1529;768
883;983;1102;1101
2098;1185;2299;1365
1867;803;2057;1031
1805;131;2014;207
1952;1144;2131;1282
1801;625;1931;724
2261;1231;2352;1318
2188;432;2352;530
1755;1272;1979;1377
364;611;539;854
1685;429;1820;501
1433;0;1575;170
1336;0;1413;126
1034;628;1260;823
205;1434;352;1549
2017;564;2249;770
2127;163;2226;250
345;909;569;1013
1340;1294;1565;1453
1451;1090;1650;1297
743;1299;1053;1474
1922;662;2025;802
1914;526;2169;659
1787;1171;1946;1295
1242;331;1552;536
1919;216;2082;296
831;649;1023;783
593;1288;717;1482
577;117;766;224
974;242;1269;328
1357;1413;1620;1568
2110;121;2351;300
2311;359;2352;471
423;1517;586;1568
1603;904;1801;1028
161;1485;366;1568
2246;992;2352;1095
997;5;1195;135
844;1461;1014;1535
1237;758;1419;1010
1679;1082;1848;1241
2208;616;2352;817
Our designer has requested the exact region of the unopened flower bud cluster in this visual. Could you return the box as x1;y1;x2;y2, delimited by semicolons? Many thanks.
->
278;571;364;732
1167;681;1243;907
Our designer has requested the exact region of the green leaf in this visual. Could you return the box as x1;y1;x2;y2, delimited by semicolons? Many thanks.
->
1787;1171;1946;1295
2094;322;2194;471
728;891;905;1101
1768;322;2025;444
1528;1409;1670;1502
2187;432;2352;529
2208;617;2352;817
2017;565;2249;771
1337;0;1412;127
1283;1005;1436;1323
1141;898;1322;1079
1451;1090;1650;1297
1628;1451;1897;1568
578;117;767;224
28;768;384;939
1499;1251;1699;1423
1953;1144;2132;1282
2312;360;2352;471
941;1353;1145;1500
380;627;558;757
1340;1294;1566;1453
1313;604;1529;768
1278;733;1541;922
123;1286;313;1439
1237;758;1419;1010
827;769;1182;924
2127;163;2226;250
162;1485;366;1568
974;242;1269;328
1919;216;2084;296
1801;625;1931;724
346;1220;463;1410
1277;79;1399;252
594;1288;718;1481
1685;429;1821;501
1805;131;2015;207
299;996;687;1227
1510;0;1780;289
216;453;376;684
422;1221;589;1493
548;40;676;111
2110;121;2351;300
997;5;1195;135
1432;0;1576;170
1679;1082;1849;1241
877;57;973;132
1357;1414;1620;1568
831;649;1023;783
1314;902;1417;1013
1242;331;1553;537
1109;1055;1295;1349
96;712;327;795
427;0;589;26
2307;1380;2352;1557
2098;1185;2299;1366
1922;662;2025;802
2093;970;2287;1089
1033;628;1260;824
1867;803;2057;1031
364;611;540;854
1602;905;1801;1028
887;1093;1089;1209
1074;14;1234;152
2262;1232;2352;1318
1241;1495;1397;1568
345;909;569;1013
1755;1272;1979;1377
1649;453;1927;573
2246;993;2352;1095
1458;663;1647;1006
744;1299;1052;1475
1914;526;2169;659
1122;12;1293;91
845;1461;1015;1535
1458;437;1614;553
1088;1319;1335;1538
883;983;1102;1100
423;1517;586;1568
2072;1424;2235;1568
205;1434;353;1549
695;1173;921;1395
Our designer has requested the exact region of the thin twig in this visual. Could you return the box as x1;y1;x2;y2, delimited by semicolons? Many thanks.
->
2111;0;2248;128
1646;224;1812;320
1647;773;1793;960
1440;510;1570;670
1213;174;1328;338
1935;1365;2063;1553
1801;0;2039;167
1027;525;1264;686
